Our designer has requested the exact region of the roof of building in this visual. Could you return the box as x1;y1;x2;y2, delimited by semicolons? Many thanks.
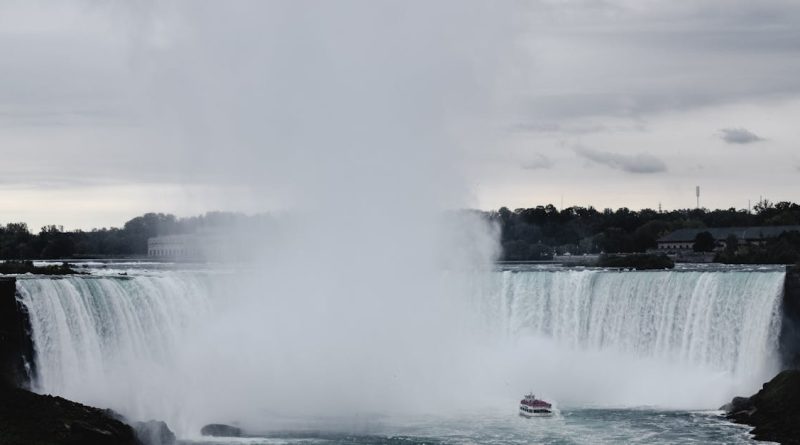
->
147;231;227;246
658;225;800;243
147;234;196;245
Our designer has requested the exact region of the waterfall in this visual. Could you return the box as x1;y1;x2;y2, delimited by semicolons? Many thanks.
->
475;268;786;408
492;269;784;377
14;267;787;430
16;273;214;427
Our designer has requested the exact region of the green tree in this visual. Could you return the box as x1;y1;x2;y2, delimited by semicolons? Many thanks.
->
38;225;75;259
724;234;739;256
693;231;716;252
632;220;670;252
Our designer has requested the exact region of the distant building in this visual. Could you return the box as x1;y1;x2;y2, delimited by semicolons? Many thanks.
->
147;234;200;259
657;225;800;251
147;231;232;260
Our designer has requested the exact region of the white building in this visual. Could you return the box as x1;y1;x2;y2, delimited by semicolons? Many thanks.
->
147;232;232;260
147;234;200;259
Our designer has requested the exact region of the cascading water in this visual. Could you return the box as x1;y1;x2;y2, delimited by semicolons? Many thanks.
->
15;266;786;435
16;273;215;428
493;269;783;376
476;267;785;409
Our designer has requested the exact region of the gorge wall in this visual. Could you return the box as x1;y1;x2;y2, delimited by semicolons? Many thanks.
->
0;277;32;388
781;265;800;368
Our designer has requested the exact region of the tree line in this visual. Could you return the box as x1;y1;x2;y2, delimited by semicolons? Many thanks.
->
2;200;800;261
486;200;800;261
0;212;264;259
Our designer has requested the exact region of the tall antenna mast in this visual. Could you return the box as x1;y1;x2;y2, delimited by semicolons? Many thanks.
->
696;186;700;209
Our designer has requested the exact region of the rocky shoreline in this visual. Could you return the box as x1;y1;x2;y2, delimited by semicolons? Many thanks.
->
0;384;140;445
723;370;800;445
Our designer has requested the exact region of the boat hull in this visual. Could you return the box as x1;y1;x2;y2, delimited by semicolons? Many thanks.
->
519;407;553;418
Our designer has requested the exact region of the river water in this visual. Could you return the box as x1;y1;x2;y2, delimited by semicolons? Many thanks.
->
178;409;763;445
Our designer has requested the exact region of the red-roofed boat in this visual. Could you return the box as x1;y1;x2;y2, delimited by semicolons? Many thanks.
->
519;393;553;417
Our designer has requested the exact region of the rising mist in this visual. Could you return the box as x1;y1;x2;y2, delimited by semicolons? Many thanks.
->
110;0;513;434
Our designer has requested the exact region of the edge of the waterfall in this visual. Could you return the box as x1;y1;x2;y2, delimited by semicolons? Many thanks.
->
0;276;33;389
720;264;800;445
1;275;176;445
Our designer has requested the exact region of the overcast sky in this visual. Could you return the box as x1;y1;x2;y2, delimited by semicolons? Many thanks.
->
1;0;799;230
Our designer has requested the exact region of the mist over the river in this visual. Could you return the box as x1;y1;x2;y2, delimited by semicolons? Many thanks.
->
108;0;513;431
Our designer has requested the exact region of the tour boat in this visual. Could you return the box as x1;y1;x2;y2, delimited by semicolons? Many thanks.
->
519;393;553;417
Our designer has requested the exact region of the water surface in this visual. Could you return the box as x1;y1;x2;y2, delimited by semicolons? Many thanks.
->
179;409;766;445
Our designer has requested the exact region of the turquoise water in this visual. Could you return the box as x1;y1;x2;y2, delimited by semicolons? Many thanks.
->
179;409;764;445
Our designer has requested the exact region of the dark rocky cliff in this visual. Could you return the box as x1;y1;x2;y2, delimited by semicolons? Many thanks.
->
0;384;141;445
724;370;800;444
780;265;800;368
0;277;33;388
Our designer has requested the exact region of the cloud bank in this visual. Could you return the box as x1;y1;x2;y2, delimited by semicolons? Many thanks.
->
575;147;667;174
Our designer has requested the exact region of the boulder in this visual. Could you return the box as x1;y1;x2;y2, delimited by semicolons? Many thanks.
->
724;370;800;444
201;423;242;437
132;420;176;445
720;396;756;423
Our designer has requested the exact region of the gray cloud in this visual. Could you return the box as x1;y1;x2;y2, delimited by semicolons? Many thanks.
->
512;121;611;135
719;127;764;144
574;147;667;174
3;1;800;225
521;153;554;170
512;1;800;125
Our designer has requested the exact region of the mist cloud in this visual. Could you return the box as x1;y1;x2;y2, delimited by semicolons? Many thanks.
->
575;146;667;174
79;0;515;429
719;127;764;144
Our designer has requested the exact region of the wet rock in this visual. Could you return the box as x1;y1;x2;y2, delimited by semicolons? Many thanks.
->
724;370;800;444
0;384;139;445
132;420;176;445
201;423;242;437
720;396;756;421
